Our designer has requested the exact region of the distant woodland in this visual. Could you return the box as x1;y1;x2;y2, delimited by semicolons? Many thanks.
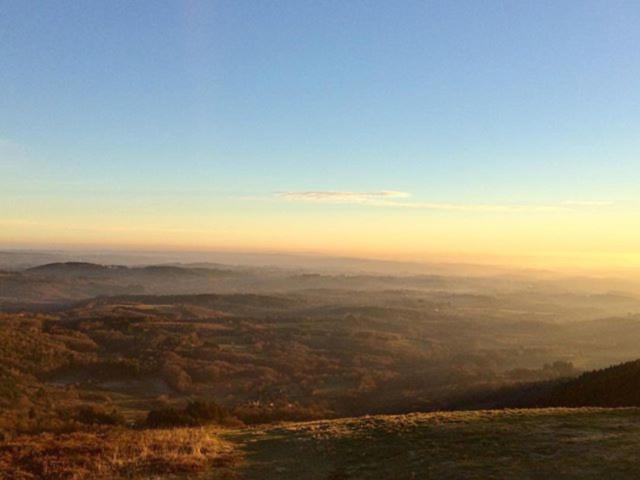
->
2;261;640;436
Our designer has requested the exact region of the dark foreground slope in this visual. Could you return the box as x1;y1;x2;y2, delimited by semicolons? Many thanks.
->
457;358;640;410
539;359;640;407
3;408;640;479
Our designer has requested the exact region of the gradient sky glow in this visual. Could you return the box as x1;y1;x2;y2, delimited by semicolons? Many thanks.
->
1;1;639;270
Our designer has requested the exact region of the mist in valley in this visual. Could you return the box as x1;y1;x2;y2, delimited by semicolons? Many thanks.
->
3;250;640;424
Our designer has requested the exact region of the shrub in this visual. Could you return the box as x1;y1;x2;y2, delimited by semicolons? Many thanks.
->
144;401;237;428
73;406;125;426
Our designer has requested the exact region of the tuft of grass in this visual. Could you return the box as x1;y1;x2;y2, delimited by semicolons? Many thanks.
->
0;427;238;479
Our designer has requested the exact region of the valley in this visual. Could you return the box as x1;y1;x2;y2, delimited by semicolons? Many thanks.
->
2;260;640;478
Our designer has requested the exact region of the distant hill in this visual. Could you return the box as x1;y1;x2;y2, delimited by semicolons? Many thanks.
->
0;263;254;309
27;262;222;277
27;262;125;275
81;292;299;311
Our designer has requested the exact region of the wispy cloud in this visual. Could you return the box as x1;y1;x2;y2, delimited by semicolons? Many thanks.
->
561;200;615;207
276;190;410;204
276;191;614;212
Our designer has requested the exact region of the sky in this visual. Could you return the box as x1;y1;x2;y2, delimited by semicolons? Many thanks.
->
1;1;639;271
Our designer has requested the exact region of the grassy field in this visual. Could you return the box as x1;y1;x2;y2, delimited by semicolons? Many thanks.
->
229;408;640;479
4;408;640;479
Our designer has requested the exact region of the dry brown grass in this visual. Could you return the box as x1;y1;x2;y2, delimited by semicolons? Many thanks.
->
0;427;238;479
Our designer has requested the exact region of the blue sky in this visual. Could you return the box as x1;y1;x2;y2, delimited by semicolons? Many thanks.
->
1;1;639;266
